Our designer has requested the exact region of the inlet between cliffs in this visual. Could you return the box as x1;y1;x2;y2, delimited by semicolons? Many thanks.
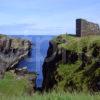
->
10;35;55;87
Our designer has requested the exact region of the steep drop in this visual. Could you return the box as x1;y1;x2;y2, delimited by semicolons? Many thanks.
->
42;34;100;92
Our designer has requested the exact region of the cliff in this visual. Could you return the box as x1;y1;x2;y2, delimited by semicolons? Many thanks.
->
0;34;32;78
42;34;100;92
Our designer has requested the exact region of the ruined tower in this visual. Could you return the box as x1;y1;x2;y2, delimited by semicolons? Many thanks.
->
76;19;100;37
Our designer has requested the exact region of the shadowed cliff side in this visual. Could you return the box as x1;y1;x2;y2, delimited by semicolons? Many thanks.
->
42;35;67;91
42;34;100;92
0;34;32;78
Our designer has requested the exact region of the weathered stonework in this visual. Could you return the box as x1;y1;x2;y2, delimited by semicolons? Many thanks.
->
76;19;100;37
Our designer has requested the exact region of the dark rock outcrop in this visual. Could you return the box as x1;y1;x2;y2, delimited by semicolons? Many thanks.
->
0;34;32;78
42;41;58;90
42;37;69;91
42;41;77;91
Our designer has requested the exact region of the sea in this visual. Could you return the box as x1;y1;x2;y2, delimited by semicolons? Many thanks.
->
10;35;55;87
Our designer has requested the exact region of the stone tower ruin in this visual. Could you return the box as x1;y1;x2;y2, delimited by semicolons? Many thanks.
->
76;19;100;37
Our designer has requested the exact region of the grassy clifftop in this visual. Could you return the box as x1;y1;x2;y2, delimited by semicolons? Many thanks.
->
43;34;100;92
53;34;100;52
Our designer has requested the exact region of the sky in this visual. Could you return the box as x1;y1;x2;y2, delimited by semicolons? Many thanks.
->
0;0;100;35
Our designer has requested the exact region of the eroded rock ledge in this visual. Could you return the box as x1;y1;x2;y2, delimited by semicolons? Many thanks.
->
0;34;32;78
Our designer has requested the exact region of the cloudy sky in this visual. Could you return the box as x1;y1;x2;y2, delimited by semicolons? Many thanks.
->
0;0;100;35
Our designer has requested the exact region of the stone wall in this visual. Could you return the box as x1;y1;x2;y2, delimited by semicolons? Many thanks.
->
76;19;100;37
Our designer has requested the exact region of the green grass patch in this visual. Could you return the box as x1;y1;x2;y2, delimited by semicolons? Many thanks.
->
52;34;100;53
0;92;100;100
0;72;32;96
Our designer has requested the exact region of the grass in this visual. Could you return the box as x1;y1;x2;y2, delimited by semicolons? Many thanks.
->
52;34;100;53
0;92;100;100
0;71;100;100
0;72;33;96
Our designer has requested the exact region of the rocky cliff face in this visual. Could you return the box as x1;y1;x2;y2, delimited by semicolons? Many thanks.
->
42;35;69;91
42;35;100;92
0;34;32;78
42;41;58;90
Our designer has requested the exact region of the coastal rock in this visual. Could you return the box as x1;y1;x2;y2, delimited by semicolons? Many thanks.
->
0;34;32;78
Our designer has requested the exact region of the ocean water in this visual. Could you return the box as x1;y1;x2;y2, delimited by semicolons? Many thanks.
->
10;35;55;87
